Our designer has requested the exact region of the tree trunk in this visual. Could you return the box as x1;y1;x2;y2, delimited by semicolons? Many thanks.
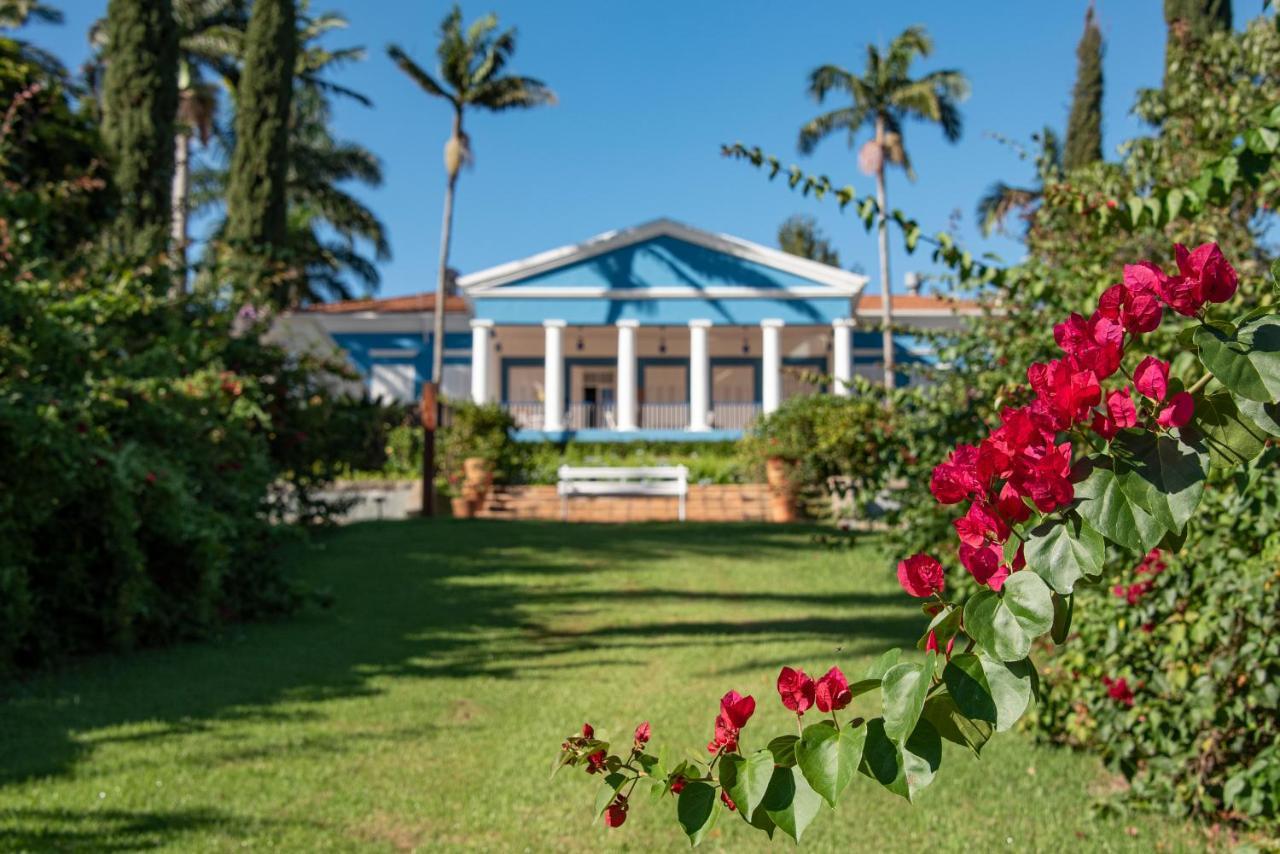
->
170;129;190;286
874;114;895;391
433;113;462;397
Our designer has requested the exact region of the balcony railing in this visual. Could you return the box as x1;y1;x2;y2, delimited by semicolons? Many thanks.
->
499;400;764;432
710;402;762;431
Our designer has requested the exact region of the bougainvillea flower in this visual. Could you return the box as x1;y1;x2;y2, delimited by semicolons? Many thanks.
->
1174;241;1237;304
924;630;956;657
1054;311;1124;379
1134;356;1170;401
958;541;1008;590
1097;263;1166;334
776;667;816;714
719;691;755;729
1156;391;1194;427
929;444;985;504
581;723;594;739
604;794;628;827
1102;676;1136;707
721;790;737;811
1028;359;1101;429
633;722;650;746
814;666;852;713
897;553;945;598
586;750;607;774
1092;387;1138;440
953;500;1010;548
1011;441;1074;513
996;481;1032;523
670;776;686;794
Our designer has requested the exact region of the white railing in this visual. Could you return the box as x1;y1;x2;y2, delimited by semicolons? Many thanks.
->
711;402;763;431
566;401;616;430
502;401;544;430
640;402;690;430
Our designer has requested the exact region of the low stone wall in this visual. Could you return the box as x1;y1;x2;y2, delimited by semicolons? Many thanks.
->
476;483;772;523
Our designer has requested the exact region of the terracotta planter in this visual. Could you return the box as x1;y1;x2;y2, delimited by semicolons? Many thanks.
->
450;496;474;519
462;457;493;511
765;456;797;523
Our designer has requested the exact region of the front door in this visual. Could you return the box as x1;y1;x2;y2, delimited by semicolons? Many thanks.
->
573;366;616;428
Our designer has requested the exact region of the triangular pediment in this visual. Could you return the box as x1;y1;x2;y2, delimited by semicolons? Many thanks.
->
457;219;866;297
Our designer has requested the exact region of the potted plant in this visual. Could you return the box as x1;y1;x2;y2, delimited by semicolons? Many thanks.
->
439;401;522;516
740;402;814;523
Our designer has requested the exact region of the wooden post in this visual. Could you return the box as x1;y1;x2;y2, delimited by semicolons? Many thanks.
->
420;381;438;516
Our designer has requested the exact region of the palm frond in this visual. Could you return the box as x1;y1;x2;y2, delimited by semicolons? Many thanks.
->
806;64;855;102
467;74;556;110
975;182;1039;235
387;45;455;103
797;105;870;155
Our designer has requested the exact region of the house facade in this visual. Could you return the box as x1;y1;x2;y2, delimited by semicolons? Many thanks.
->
274;219;980;440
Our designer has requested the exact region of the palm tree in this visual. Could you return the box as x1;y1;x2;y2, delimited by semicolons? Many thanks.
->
975;128;1062;236
388;4;555;396
799;26;968;390
1;1;67;75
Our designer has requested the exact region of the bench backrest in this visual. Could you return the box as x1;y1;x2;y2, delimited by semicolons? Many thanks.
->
557;465;689;496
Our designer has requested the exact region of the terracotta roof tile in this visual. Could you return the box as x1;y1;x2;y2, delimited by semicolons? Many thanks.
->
303;293;469;314
857;294;981;313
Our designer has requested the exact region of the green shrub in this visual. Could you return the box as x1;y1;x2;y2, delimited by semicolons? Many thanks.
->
1035;449;1280;826
436;401;524;494
519;440;745;485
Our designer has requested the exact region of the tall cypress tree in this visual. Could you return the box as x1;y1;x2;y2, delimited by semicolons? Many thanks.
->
225;0;295;262
1064;5;1104;171
100;0;178;255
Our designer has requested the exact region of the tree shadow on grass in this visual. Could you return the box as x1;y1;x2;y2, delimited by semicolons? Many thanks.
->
0;807;299;851
0;520;908;790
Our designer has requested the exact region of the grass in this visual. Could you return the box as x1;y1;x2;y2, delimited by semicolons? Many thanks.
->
0;520;1209;852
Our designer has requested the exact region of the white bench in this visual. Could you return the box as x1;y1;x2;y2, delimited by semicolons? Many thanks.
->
557;465;689;521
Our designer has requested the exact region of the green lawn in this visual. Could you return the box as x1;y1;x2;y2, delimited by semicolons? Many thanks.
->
0;521;1207;852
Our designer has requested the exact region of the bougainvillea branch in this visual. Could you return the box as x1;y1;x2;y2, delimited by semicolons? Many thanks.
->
555;244;1280;845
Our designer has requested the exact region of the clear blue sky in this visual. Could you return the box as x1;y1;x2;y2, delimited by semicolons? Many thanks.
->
28;1;1211;299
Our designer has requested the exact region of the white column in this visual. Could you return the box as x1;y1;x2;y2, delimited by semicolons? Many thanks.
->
761;318;784;414
616;319;639;431
688;320;711;431
832;318;853;397
469;319;493;404
543;320;565;431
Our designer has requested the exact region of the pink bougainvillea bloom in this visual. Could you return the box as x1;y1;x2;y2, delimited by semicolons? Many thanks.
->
925;630;957;657
1108;387;1138;428
814;666;852;713
604;795;628;827
581;723;594;739
1175;242;1238;304
1054;311;1123;379
1102;676;1136;707
719;691;755;729
953;500;1011;548
777;667;816;714
929;444;985;504
996;481;1032;524
1134;357;1170;401
897;554;945;598
633;722;650;745
586;750;607;774
721;790;737;812
1097;263;1166;334
958;541;1009;590
670;776;686;794
1156;391;1194;427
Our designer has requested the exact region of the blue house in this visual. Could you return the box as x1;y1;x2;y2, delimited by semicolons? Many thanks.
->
276;219;979;440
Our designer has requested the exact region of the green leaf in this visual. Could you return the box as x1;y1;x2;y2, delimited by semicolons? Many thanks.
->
1194;316;1280;403
1073;458;1167;552
1111;429;1209;533
766;734;799;767
943;653;1034;732
921;690;994;755
1051;592;1073;644
918;605;962;650
762;765;824;842
1195;391;1269;469
593;772;627;818
847;678;882;699
864;647;901;680
859;718;907;799
1233;393;1280;438
744;802;775;838
881;653;935;743
1023;515;1104;594
719;749;774;819
902;719;943;799
677;782;720;847
964;572;1053;662
795;722;863;807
